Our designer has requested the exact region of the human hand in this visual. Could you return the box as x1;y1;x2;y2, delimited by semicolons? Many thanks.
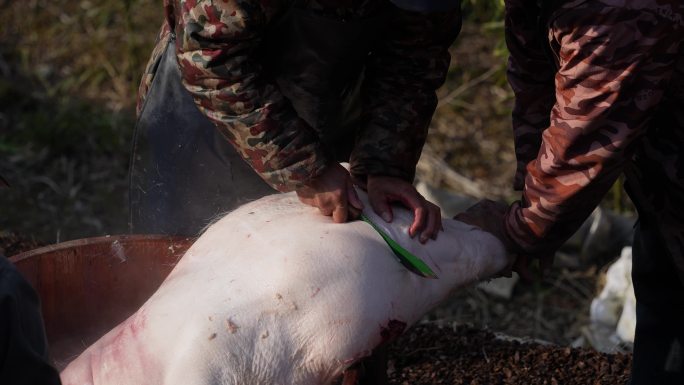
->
455;199;554;281
454;199;509;246
296;163;364;223
455;199;514;277
366;176;442;243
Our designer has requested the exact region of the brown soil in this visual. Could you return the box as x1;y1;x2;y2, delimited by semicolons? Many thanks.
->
389;324;632;385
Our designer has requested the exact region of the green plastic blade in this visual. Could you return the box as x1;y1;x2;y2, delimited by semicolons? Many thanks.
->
361;214;438;279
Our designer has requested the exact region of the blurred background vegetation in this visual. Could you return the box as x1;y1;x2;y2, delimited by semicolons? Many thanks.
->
1;0;159;242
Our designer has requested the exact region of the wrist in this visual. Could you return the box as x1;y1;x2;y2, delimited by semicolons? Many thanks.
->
503;201;554;260
302;161;336;187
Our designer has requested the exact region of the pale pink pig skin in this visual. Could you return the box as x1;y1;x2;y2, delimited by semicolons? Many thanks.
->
61;190;508;385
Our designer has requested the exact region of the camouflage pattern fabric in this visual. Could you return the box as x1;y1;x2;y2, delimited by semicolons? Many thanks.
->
504;0;684;274
136;0;460;192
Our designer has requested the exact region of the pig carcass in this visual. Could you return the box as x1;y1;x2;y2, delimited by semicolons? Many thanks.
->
61;190;509;385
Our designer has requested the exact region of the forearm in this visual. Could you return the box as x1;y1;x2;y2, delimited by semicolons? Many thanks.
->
351;6;461;181
174;0;329;192
504;4;682;257
505;0;556;190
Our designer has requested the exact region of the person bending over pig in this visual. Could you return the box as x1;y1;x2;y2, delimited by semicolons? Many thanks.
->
129;0;465;239
458;1;684;384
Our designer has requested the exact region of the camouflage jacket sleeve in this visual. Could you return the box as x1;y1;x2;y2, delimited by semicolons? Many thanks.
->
349;7;461;182
504;0;556;190
172;0;329;192
504;3;683;257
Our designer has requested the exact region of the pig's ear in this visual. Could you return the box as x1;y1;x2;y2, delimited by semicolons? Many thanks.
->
0;174;9;188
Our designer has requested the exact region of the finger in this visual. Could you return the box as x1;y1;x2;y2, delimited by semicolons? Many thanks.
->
429;206;442;240
410;206;426;238
421;206;441;243
348;205;362;220
332;204;348;223
315;196;335;217
369;191;393;223
318;205;334;217
331;192;349;223
346;180;364;210
395;189;423;214
394;190;427;238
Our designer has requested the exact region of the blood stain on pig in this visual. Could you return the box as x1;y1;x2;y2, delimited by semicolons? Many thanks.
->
128;312;147;338
225;319;240;334
261;331;269;339
208;333;217;341
311;287;321;298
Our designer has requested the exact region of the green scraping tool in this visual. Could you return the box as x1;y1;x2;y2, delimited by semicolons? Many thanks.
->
360;213;438;279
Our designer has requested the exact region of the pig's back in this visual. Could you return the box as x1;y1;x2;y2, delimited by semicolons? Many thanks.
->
124;193;412;385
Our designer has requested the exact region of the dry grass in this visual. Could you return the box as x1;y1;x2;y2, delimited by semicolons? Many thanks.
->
0;0;161;241
428;22;515;199
0;0;159;109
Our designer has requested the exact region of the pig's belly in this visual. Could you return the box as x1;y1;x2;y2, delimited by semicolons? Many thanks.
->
76;193;422;385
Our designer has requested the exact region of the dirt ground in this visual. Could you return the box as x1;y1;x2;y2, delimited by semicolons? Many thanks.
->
388;324;631;385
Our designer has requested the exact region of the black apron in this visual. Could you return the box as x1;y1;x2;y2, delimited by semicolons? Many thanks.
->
129;3;386;236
